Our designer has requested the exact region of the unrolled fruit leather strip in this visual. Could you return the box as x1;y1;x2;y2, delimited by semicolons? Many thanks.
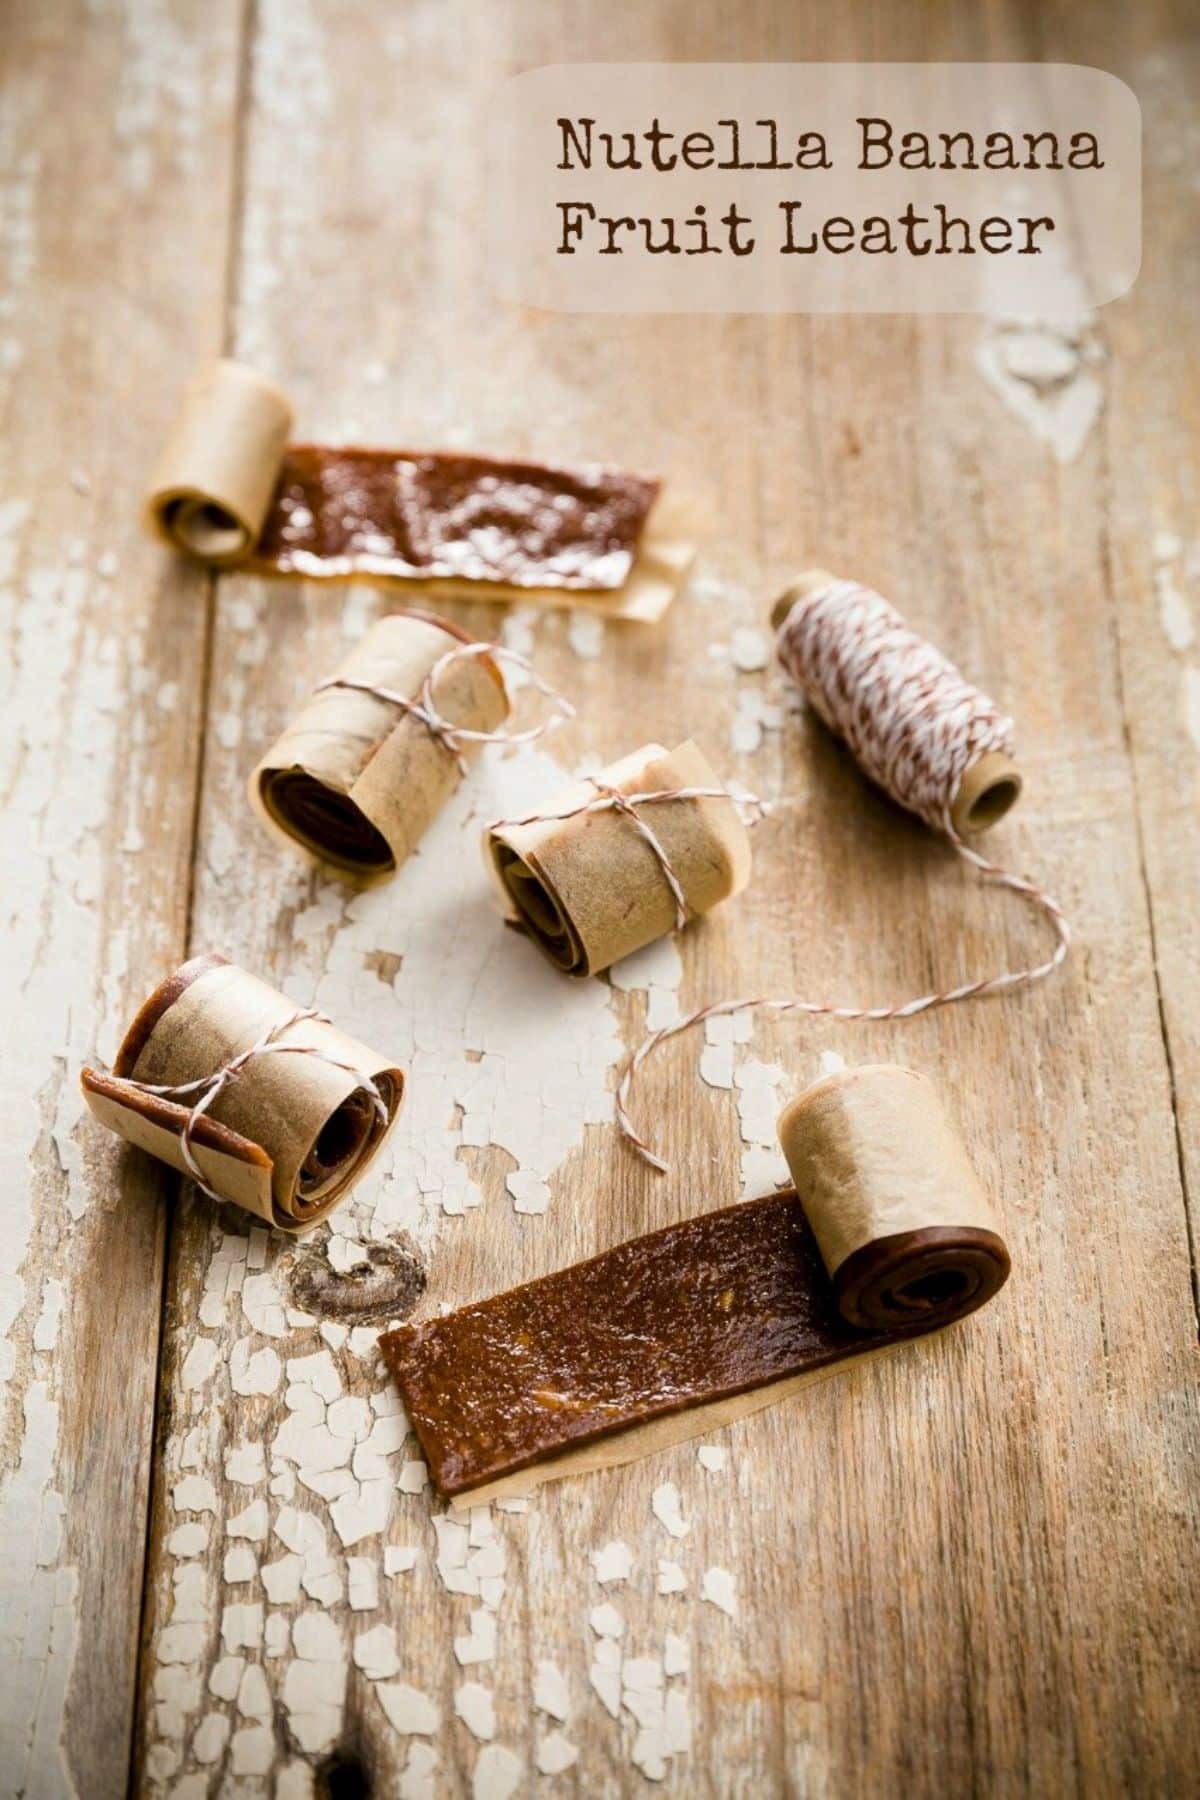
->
380;1062;1007;1503
250;610;509;883
145;360;692;619
486;739;752;977
80;954;404;1232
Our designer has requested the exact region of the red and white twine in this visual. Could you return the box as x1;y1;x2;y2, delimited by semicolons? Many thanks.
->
317;640;574;776
122;1009;389;1204
615;577;1071;1172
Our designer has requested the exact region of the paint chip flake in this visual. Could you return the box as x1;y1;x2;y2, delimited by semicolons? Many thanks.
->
354;1623;401;1680
701;1566;738;1617
377;1681;440;1736
651;1482;691;1539
455;1680;496;1741
533;1658;570;1722
472;1743;522;1799
454;1607;498;1666
657;1560;687;1595
590;1539;633;1584
589;1602;625;1639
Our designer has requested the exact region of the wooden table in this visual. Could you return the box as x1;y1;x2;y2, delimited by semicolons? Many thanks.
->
2;3;1197;1795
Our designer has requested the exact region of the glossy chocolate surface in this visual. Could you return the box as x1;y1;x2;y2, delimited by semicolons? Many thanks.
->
253;446;659;590
382;1193;917;1497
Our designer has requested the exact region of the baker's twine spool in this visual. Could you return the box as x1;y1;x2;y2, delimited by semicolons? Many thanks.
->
117;1009;389;1204
615;573;1071;1172
317;640;574;775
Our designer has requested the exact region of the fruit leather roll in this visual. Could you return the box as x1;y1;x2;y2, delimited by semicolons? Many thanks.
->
485;739;752;976
381;1064;1007;1502
81;954;404;1233
777;1063;1010;1329
145;360;693;620
251;610;509;883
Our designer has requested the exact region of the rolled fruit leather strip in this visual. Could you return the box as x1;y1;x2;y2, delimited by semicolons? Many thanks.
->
776;1063;1010;1330
250;610;510;884
80;954;404;1233
381;1063;1007;1504
144;360;693;621
485;739;753;977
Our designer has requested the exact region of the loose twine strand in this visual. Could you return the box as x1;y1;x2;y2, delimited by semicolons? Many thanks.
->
120;1009;389;1204
615;577;1071;1173
317;640;575;776
489;782;768;932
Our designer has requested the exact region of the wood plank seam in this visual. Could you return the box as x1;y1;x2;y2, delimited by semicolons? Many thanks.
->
1098;486;1200;1334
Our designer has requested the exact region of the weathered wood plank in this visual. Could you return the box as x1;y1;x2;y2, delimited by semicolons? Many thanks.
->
133;2;1200;1796
1102;19;1200;1304
0;2;243;1795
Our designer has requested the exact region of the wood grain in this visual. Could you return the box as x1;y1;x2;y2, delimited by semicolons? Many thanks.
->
134;0;1200;1791
0;1;1196;1796
0;3;242;1796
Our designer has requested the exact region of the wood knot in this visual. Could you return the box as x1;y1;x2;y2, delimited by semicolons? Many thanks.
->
287;1237;426;1324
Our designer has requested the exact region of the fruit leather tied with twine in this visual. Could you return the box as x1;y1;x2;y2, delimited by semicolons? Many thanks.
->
81;954;403;1232
486;739;752;976
250;610;508;883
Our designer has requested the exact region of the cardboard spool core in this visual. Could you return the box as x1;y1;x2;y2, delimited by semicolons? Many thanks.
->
771;569;1022;836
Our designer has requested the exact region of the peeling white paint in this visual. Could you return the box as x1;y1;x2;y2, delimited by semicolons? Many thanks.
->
536;1729;579;1775
399;1739;439;1799
377;1681;440;1736
353;1622;400;1680
1153;531;1196;652
454;1607;498;1666
657;1560;687;1595
975;316;1106;463
590;1601;625;1639
454;1680;496;1741
471;1743;522;1799
701;1567;738;1618
651;1483;691;1540
533;1659;570;1722
282;1611;346;1753
1184;667;1200;755
590;1540;633;1585
566;612;605;660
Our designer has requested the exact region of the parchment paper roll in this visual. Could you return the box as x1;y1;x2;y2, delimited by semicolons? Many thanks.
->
144;359;693;620
80;954;403;1232
486;739;752;976
250;610;509;883
778;1063;1009;1330
146;360;293;564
